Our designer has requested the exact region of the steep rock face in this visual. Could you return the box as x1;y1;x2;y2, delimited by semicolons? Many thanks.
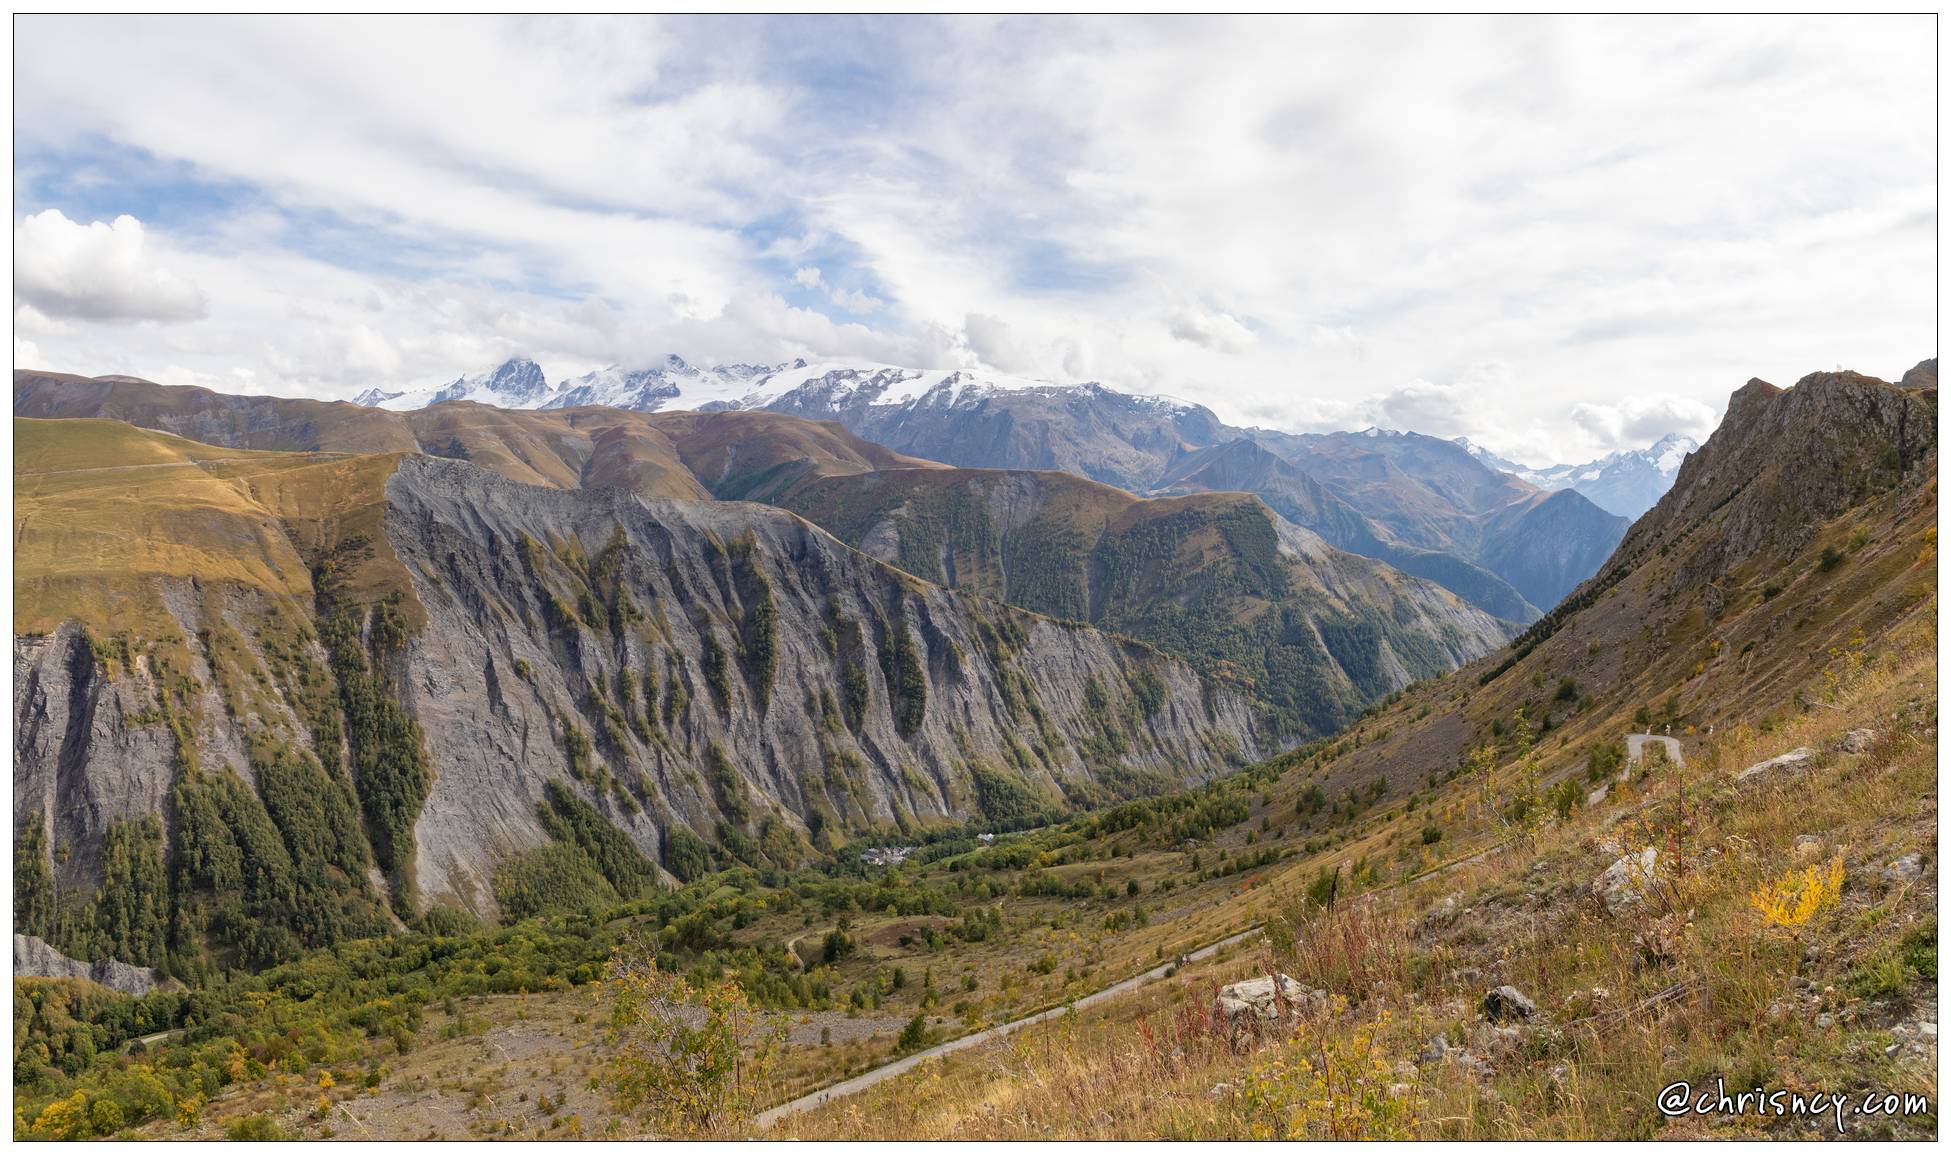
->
779;465;1509;738
15;429;1269;949
1610;371;1937;592
384;456;1265;914
14;624;182;896
14;934;175;996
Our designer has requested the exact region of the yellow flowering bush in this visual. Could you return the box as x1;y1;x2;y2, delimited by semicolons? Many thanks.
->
1751;857;1845;931
1232;1015;1416;1140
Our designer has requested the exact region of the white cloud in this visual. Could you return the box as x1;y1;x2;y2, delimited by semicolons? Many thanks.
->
1570;396;1722;449
9;15;1935;457
790;264;882;313
1166;307;1255;354
15;210;207;323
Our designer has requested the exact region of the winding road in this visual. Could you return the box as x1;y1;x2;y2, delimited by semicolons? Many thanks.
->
1625;733;1684;766
752;925;1264;1130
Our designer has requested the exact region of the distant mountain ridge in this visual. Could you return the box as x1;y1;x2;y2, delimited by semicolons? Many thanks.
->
13;369;1511;749
334;357;1634;620
1456;432;1699;519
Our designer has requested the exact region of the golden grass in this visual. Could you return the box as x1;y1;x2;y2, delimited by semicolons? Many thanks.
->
14;418;411;635
772;604;1938;1140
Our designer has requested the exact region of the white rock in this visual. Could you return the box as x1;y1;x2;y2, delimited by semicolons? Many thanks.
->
1214;973;1326;1045
1735;747;1814;782
1595;847;1659;915
1839;729;1877;754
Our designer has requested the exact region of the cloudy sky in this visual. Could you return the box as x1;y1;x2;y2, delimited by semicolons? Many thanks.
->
12;14;1935;464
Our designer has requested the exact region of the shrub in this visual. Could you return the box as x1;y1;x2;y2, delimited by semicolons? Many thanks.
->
224;1115;293;1142
897;1013;928;1053
602;953;784;1136
1751;858;1844;931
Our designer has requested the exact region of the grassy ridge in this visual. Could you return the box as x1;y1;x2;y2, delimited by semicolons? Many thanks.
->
13;418;413;636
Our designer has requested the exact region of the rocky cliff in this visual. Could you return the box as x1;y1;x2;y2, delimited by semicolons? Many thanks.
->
15;424;1269;972
384;456;1265;915
779;466;1508;737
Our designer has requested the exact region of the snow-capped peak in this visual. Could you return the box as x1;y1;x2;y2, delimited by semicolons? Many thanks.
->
350;355;1112;417
355;358;552;412
1459;433;1699;520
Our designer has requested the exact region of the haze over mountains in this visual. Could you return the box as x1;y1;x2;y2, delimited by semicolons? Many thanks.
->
347;356;1647;622
1455;432;1698;519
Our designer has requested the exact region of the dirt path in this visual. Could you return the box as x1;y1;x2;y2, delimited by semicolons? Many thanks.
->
1625;733;1684;766
122;1029;177;1054
752;925;1263;1130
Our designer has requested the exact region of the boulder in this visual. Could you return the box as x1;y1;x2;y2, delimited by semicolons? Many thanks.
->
1595;847;1659;915
1482;985;1538;1022
1882;854;1924;884
1735;747;1814;782
1839;729;1877;754
1214;974;1326;1047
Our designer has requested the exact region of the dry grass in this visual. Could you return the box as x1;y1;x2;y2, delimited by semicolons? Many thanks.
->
774;612;1938;1140
13;417;412;636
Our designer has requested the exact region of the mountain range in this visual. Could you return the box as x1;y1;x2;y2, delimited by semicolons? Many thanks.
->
13;367;1509;954
351;356;1639;621
11;355;1937;1142
1456;432;1698;519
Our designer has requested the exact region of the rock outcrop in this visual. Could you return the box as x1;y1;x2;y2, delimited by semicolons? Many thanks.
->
14;934;174;996
14;442;1273;949
384;456;1268;915
1214;973;1327;1048
1735;747;1815;783
1595;848;1659;916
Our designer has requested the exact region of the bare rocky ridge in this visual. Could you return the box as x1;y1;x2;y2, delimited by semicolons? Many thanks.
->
14;445;1270;934
1606;368;1938;592
386;455;1264;917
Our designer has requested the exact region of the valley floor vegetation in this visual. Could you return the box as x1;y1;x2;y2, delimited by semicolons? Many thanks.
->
13;596;1934;1140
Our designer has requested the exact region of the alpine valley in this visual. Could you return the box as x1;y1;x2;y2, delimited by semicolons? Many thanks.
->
11;358;1937;1143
